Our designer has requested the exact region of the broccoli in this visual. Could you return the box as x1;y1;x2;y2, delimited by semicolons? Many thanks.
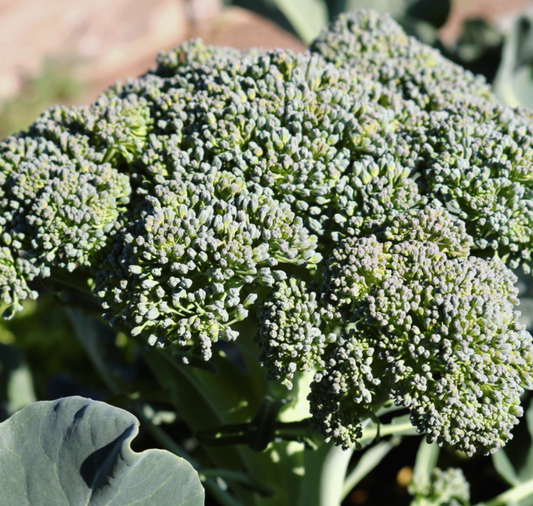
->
1;9;533;458
409;467;470;506
308;215;531;454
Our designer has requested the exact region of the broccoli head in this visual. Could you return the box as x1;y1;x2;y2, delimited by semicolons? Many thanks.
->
1;9;533;455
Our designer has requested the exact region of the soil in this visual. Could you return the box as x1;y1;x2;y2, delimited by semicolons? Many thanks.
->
1;0;532;105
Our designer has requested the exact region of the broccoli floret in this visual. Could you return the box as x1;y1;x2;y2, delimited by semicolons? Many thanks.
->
1;9;533;455
378;207;474;258
409;467;470;506
0;108;132;314
95;172;320;357
417;103;533;270
332;154;425;240
310;228;532;454
257;277;327;389
311;9;492;109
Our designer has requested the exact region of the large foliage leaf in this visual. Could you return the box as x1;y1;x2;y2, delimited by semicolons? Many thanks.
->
271;0;329;43
494;13;533;107
0;396;204;506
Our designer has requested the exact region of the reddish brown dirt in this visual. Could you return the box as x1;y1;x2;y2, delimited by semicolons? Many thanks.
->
1;0;532;106
84;6;306;103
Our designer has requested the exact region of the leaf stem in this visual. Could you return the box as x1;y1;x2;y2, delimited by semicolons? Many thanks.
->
477;478;533;506
341;437;401;500
297;441;354;506
358;419;418;446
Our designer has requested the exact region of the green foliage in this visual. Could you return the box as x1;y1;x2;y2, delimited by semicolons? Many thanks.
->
0;294;99;401
269;0;329;44
494;13;533;109
490;396;533;506
0;396;204;506
0;344;35;421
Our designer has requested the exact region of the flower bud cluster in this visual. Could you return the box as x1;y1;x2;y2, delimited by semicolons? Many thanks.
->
1;9;533;454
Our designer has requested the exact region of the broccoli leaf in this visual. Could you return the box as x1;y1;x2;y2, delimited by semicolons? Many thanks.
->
272;0;329;43
0;396;204;506
494;13;533;108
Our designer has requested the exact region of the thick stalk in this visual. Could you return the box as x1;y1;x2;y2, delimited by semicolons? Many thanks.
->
153;349;305;506
297;441;354;506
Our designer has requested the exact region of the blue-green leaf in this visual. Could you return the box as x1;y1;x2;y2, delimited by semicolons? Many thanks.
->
271;0;329;43
493;449;520;487
494;14;533;107
0;396;204;506
491;397;533;505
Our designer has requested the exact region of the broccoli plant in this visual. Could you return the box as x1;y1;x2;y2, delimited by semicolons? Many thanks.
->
2;8;533;506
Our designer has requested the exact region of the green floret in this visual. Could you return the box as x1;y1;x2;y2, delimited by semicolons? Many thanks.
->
311;9;493;110
332;154;425;239
95;171;320;356
311;234;533;454
310;8;412;63
0;246;40;319
0;96;138;315
413;102;533;270
378;207;474;258
409;467;470;506
0;154;130;307
28;95;152;167
152;38;242;78
256;277;327;389
108;41;395;234
309;11;533;271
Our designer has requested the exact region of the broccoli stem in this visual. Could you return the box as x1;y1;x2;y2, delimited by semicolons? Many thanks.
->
477;477;533;506
298;441;355;506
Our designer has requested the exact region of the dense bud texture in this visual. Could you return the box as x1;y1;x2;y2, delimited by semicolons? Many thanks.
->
310;231;532;453
1;9;533;454
257;277;326;389
408;467;470;506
